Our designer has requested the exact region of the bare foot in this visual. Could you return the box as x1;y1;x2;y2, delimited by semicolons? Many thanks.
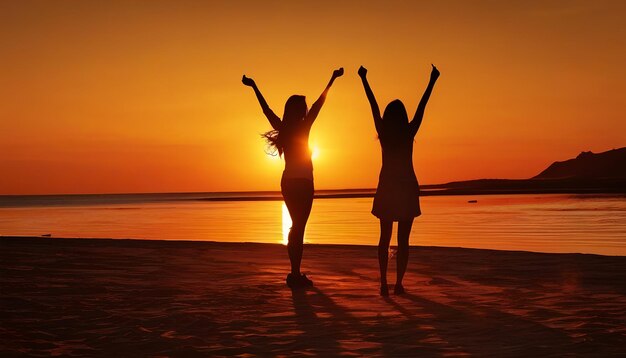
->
394;283;405;295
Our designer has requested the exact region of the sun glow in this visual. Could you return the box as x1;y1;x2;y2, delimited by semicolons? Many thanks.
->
267;153;281;161
311;146;319;161
282;202;291;245
265;144;318;164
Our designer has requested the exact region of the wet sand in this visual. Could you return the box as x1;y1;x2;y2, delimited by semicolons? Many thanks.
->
1;237;625;356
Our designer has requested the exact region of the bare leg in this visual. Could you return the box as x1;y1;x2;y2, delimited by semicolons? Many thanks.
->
282;179;314;278
287;225;305;275
378;220;392;296
395;219;414;294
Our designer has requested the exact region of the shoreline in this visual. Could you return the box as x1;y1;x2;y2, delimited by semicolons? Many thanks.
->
1;235;624;258
1;187;624;208
198;187;626;202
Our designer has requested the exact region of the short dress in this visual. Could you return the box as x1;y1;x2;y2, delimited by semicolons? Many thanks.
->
371;134;421;221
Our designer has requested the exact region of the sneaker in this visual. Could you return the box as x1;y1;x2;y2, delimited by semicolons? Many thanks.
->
300;274;313;287
286;273;313;289
286;273;299;288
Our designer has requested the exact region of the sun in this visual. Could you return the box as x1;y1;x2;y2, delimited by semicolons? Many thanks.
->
311;145;320;161
266;145;319;162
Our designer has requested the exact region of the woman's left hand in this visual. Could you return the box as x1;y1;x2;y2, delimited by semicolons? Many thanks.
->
430;65;440;81
333;68;344;78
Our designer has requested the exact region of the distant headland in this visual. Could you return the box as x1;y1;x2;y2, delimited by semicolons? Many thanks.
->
421;147;626;196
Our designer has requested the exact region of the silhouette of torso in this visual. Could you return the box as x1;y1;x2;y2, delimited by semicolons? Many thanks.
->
378;134;417;184
282;122;313;180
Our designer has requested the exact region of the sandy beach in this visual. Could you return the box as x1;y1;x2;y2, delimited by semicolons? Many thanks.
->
1;237;625;356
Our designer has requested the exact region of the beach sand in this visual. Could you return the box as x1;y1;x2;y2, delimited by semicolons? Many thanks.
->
1;237;625;356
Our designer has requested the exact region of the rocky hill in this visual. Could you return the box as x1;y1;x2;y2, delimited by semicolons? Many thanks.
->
534;148;626;179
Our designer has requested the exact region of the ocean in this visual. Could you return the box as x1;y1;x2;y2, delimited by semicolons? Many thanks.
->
1;192;625;256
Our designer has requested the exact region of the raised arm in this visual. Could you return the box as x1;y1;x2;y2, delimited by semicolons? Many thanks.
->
304;68;344;125
358;66;382;134
242;75;282;130
409;64;440;136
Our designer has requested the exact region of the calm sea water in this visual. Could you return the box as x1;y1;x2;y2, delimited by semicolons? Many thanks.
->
1;193;625;256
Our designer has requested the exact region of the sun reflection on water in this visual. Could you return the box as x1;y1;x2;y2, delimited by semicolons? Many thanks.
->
282;202;291;245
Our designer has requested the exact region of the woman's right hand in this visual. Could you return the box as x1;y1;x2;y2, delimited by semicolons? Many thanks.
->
242;75;255;87
358;66;367;79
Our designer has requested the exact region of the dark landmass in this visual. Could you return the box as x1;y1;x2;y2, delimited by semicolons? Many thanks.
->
420;177;626;196
420;147;626;196
535;147;626;179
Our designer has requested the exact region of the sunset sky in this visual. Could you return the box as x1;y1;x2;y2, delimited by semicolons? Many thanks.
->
1;0;624;195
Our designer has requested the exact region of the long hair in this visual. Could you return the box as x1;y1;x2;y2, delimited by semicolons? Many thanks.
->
262;95;307;156
379;99;410;145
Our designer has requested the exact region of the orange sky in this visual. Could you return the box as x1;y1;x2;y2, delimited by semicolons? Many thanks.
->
1;1;625;194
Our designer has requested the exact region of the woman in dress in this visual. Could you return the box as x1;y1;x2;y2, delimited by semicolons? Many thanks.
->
242;68;344;288
358;64;440;296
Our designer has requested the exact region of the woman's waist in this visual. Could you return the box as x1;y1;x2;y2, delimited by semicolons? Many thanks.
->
283;161;313;180
284;158;313;171
379;162;416;174
378;168;417;181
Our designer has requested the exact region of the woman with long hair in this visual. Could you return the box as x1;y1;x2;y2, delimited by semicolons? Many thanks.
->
358;64;440;296
242;68;343;288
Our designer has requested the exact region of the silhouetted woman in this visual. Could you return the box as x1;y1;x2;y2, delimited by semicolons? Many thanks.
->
358;65;440;296
242;68;343;288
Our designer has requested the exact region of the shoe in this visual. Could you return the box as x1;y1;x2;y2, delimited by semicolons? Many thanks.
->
393;283;405;295
300;274;313;287
286;273;313;289
286;273;299;288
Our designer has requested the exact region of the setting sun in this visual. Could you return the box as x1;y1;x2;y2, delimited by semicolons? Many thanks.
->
311;145;320;161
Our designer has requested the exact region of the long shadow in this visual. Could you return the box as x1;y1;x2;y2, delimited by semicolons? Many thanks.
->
290;288;342;356
291;284;443;356
322;267;450;355
381;296;452;356
413;247;626;295
399;292;577;356
306;249;614;355
304;287;401;356
348;261;577;356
